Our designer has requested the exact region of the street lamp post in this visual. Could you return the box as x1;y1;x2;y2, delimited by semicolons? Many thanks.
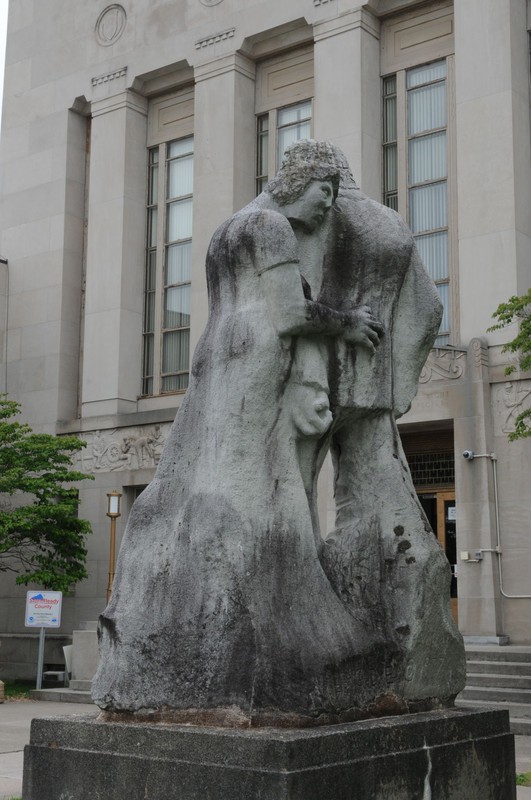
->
106;490;122;605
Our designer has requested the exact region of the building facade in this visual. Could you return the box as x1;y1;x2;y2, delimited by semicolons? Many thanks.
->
0;0;530;677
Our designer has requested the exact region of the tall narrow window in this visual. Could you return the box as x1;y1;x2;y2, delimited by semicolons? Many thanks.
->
143;136;193;395
407;61;449;345
383;76;398;211
255;46;314;194
256;100;312;194
383;60;450;345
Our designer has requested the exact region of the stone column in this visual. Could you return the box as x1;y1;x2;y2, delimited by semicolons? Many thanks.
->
455;0;531;342
454;338;504;640
312;8;381;200
0;260;7;395
190;53;256;352
81;77;148;418
312;7;381;530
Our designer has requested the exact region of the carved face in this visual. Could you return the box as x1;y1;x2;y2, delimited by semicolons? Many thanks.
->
284;180;335;232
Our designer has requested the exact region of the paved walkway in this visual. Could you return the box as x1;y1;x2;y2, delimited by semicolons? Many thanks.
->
0;699;96;799
1;699;530;798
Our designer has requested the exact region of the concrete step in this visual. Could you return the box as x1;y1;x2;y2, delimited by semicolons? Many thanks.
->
461;685;531;705
465;646;531;664
456;699;531;735
30;687;94;704
467;672;531;689
69;679;92;692
467;660;531;677
78;620;98;632
512;718;531;736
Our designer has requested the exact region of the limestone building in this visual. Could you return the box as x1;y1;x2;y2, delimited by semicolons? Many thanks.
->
0;0;530;676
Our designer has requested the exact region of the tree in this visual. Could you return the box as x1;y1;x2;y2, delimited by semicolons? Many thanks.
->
489;288;531;440
0;396;93;591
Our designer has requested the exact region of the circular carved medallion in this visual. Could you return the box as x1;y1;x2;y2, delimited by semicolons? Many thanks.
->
199;0;224;6
95;4;127;47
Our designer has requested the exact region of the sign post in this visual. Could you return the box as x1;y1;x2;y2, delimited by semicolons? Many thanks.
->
24;591;63;689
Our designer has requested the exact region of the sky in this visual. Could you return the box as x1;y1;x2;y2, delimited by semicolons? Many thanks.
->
0;0;8;132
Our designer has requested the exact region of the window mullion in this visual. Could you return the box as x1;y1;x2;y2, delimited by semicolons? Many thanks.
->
152;141;166;396
268;110;276;180
396;70;408;221
446;53;459;345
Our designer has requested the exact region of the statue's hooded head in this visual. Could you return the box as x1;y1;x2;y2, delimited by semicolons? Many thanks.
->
326;143;359;190
266;139;341;205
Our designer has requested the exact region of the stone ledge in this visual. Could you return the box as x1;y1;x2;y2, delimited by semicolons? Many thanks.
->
29;688;94;704
23;708;515;800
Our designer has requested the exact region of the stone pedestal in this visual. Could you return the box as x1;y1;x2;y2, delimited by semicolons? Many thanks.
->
23;708;515;800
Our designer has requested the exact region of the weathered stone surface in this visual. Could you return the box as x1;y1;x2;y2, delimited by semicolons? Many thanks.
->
92;140;465;722
23;708;515;800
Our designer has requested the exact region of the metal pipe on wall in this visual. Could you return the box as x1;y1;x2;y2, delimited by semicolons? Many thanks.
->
464;451;531;600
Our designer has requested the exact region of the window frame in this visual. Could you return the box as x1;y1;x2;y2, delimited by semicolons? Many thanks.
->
142;135;194;397
382;55;458;346
255;99;313;193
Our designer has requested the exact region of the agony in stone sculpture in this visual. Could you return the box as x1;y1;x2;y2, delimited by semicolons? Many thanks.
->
93;140;465;726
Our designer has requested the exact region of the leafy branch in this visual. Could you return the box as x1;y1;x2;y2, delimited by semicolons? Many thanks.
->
0;396;93;591
489;289;531;440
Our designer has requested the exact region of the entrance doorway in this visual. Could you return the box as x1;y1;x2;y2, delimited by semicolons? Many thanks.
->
418;490;457;623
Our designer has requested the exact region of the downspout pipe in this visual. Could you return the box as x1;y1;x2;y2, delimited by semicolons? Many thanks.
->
463;451;531;599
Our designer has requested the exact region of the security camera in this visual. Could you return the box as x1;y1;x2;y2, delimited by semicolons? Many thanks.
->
462;450;475;461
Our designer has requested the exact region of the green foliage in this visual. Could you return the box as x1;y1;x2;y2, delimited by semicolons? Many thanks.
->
3;679;32;699
0;396;93;591
516;772;531;787
489;288;531;440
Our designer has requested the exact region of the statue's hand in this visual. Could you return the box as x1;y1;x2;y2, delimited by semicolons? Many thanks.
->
343;306;384;355
290;387;333;438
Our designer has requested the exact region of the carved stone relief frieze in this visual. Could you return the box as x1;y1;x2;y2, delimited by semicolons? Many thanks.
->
95;4;127;47
419;348;466;384
493;380;531;436
75;424;172;473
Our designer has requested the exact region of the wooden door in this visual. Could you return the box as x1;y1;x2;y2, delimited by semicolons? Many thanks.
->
418;490;458;624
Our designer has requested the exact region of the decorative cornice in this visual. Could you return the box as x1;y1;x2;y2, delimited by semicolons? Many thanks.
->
92;67;127;87
194;52;256;84
313;8;380;42
91;89;148;119
195;27;235;50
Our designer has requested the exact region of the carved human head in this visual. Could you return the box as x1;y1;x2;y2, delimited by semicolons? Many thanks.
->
266;140;340;206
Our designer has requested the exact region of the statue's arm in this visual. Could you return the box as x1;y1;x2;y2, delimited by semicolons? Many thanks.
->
250;208;383;346
259;261;358;338
260;263;383;352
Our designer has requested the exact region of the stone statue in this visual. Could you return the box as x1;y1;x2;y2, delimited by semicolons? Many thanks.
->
93;140;465;726
315;145;465;703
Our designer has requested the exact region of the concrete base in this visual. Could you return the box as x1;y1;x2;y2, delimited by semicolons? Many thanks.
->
29;687;93;703
464;635;510;646
23;707;515;800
